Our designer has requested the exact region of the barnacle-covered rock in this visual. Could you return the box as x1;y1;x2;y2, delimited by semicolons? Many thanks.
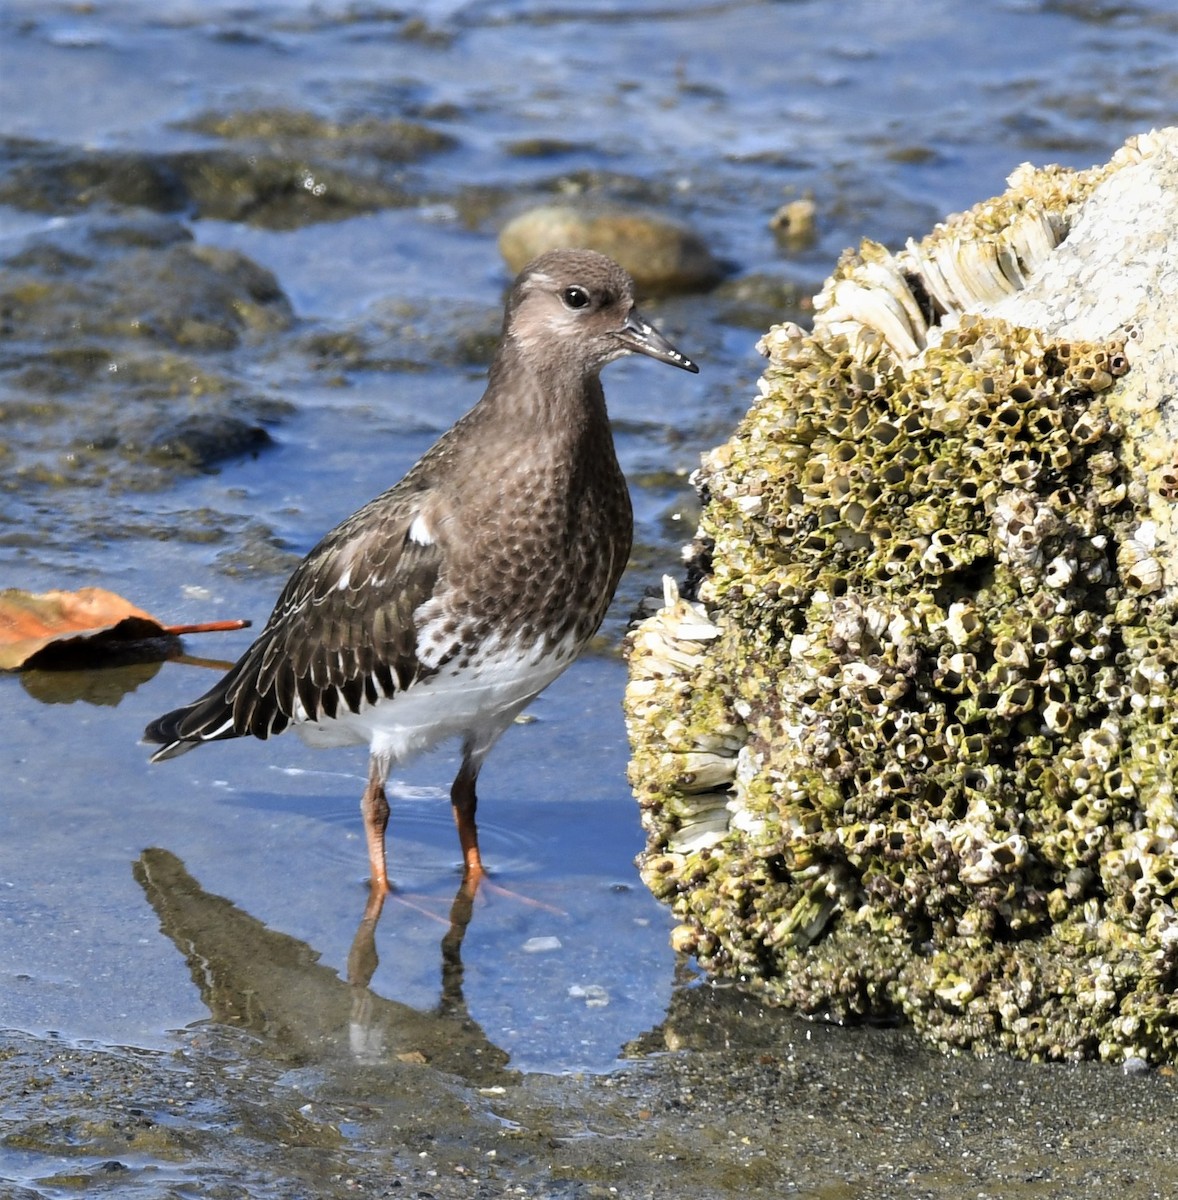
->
625;129;1178;1063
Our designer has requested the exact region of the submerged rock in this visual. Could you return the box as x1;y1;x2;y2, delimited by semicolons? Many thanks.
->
0;107;456;229
130;412;274;470
179;108;456;160
625;129;1178;1063
0;215;292;497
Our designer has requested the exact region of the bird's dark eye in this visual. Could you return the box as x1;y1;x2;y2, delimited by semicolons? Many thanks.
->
561;285;591;310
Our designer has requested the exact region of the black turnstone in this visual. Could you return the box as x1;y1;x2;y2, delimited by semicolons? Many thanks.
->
144;248;698;899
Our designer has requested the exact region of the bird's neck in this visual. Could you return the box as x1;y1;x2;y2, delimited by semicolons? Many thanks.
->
482;340;608;437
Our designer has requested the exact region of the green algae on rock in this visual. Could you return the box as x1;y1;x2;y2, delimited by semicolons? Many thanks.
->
625;129;1178;1064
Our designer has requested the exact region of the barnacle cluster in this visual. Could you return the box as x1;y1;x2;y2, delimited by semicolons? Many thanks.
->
625;130;1178;1062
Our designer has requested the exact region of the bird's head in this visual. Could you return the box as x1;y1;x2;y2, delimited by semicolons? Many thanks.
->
504;249;699;377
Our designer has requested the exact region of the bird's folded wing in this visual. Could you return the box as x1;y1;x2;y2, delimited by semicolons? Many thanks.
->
150;492;443;746
233;498;446;737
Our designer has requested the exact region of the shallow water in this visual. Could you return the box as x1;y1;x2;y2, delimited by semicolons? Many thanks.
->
2;1;1177;1195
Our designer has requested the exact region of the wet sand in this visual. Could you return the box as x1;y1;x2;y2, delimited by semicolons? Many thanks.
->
6;850;1177;1198
5;991;1177;1199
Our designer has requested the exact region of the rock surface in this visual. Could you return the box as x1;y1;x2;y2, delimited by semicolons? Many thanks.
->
625;129;1178;1063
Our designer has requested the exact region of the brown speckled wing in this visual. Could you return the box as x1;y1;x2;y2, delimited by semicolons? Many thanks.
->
145;491;444;755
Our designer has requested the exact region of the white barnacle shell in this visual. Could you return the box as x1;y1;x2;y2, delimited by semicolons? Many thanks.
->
1134;519;1158;549
1125;555;1162;594
991;489;1058;568
667;817;730;855
1117;535;1164;594
854;257;930;353
1080;720;1123;771
841;660;883;688
944;601;983;647
903;237;957;314
1004;201;1062;274
956;236;1020;303
675;751;739;794
824;277;922;362
1043;696;1075;735
959;835;1030;885
1044;554;1077;590
756;321;809;364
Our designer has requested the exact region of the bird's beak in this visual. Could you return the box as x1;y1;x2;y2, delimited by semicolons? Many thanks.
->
614;310;699;373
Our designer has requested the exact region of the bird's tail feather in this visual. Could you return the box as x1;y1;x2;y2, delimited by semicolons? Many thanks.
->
145;736;202;763
143;684;243;762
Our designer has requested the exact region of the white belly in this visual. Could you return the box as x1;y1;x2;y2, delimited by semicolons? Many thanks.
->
292;632;579;763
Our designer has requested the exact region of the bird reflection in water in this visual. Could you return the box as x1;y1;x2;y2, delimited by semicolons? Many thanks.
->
345;878;479;1064
133;847;514;1087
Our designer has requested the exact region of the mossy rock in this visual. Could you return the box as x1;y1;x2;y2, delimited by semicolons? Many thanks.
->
499;203;724;294
626;129;1178;1064
0;107;455;229
0;215;292;497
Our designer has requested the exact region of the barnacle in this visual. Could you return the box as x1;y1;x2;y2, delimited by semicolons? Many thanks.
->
624;129;1178;1064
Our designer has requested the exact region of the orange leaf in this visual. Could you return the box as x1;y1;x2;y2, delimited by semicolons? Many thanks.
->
0;587;248;671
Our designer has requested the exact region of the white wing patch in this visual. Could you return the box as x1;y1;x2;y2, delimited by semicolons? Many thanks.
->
407;513;433;546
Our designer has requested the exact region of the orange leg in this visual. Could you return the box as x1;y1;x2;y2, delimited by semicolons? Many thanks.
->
361;755;392;898
449;742;563;913
450;754;486;896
